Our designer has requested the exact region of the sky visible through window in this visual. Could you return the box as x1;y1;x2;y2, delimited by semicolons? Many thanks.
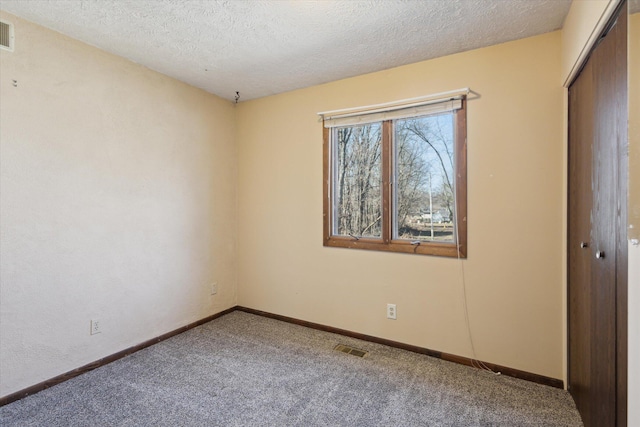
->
395;113;455;242
333;112;455;242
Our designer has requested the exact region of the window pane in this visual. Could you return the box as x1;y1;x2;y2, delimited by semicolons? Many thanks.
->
333;123;382;238
394;114;455;242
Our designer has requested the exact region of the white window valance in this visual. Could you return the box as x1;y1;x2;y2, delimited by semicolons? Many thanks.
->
318;88;468;128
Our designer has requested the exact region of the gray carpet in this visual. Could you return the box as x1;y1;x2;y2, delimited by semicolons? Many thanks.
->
0;311;583;426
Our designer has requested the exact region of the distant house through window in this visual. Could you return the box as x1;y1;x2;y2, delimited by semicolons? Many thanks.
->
321;92;467;257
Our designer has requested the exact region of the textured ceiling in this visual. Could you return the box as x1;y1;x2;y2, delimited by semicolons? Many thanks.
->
1;0;572;101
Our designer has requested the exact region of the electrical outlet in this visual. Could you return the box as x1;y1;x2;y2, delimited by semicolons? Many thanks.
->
90;319;101;335
211;282;218;295
387;304;397;320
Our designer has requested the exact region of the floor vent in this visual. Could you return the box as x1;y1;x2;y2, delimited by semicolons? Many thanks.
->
334;344;368;358
0;20;14;52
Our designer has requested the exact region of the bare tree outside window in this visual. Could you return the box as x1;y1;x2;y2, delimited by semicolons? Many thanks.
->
395;114;455;242
333;123;382;238
322;96;467;258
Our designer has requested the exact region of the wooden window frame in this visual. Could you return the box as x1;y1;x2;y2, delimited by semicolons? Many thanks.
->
322;98;467;258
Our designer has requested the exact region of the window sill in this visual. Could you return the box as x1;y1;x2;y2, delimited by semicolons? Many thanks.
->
323;236;466;258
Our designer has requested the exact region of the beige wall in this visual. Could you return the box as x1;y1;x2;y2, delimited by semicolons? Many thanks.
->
236;32;564;379
0;12;237;397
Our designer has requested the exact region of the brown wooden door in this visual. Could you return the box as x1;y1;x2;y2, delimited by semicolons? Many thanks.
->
568;56;594;425
567;3;627;427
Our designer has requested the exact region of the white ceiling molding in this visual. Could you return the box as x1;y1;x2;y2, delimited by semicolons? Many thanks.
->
0;0;571;101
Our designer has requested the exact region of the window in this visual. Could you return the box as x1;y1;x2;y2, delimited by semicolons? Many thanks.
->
321;93;467;257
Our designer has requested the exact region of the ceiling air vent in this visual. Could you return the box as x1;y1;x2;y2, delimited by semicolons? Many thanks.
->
0;20;15;52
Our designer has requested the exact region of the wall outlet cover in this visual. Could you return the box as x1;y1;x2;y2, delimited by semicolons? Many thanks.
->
387;303;397;320
91;319;101;335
